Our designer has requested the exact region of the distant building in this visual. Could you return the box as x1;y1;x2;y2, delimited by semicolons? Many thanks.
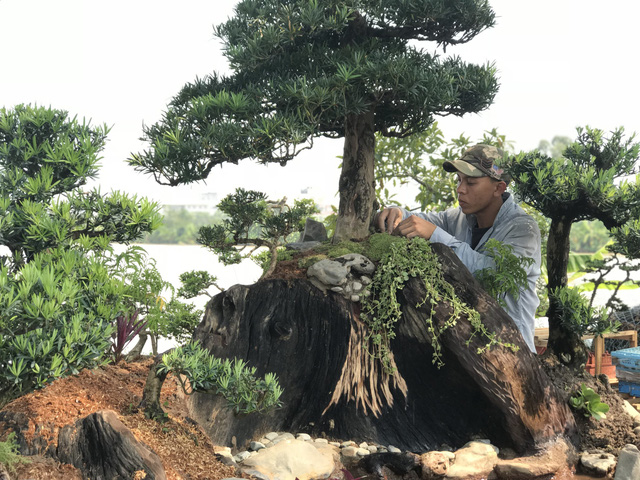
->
162;192;219;214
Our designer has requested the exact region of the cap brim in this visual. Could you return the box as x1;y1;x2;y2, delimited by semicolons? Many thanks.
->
442;159;486;177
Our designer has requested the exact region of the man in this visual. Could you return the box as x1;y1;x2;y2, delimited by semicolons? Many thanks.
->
375;144;541;352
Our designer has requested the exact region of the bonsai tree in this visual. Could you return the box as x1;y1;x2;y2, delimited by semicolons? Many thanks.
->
129;0;499;241
506;126;640;365
0;104;163;401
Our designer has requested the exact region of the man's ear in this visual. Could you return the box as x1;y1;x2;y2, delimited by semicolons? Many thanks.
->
495;181;507;196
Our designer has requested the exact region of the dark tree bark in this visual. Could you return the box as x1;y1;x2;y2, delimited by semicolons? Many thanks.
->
139;352;172;421
334;110;376;242
546;217;587;365
188;243;576;454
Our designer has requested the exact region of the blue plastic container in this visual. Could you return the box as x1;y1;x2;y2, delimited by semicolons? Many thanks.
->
611;346;640;371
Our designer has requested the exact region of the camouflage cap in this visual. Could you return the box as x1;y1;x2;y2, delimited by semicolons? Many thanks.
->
443;144;507;182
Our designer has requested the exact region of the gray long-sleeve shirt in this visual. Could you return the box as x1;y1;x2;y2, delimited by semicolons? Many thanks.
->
400;194;541;352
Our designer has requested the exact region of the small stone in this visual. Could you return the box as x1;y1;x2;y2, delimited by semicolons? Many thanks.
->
634;426;640;437
341;446;358;458
314;438;329;444
615;444;640;480
264;432;279;441
367;445;378;454
278;432;295;441
352;281;363;292
580;452;616;476
330;286;344;293
341;441;356;448
350;295;360;302
296;433;311;441
388;445;401;453
249;441;266;451
359;442;368;449
356;448;370;456
233;450;251;462
329;442;341;447
360;276;372;285
378;446;388;453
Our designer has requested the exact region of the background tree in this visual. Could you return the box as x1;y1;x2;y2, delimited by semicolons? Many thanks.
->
506;126;640;365
374;122;509;212
129;0;499;241
0;104;163;402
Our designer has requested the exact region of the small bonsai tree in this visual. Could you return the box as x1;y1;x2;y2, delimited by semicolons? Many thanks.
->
140;341;282;421
197;188;318;278
506;126;640;365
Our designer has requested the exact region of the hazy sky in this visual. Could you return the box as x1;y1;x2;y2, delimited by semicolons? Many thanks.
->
2;0;640;208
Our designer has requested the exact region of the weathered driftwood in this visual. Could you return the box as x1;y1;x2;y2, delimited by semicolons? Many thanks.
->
188;243;576;454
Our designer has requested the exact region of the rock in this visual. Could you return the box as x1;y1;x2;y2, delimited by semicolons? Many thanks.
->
341;446;359;459
240;439;337;480
297;433;312;441
307;259;349;287
388;445;401;453
56;410;166;480
419;451;453;477
301;218;328;242
250;441;266;451
622;400;640;421
264;432;279;441
615;444;640;480
338;253;375;275
286;241;322;251
494;438;576;480
634;426;640;437
580;452;617;477
445;440;499;479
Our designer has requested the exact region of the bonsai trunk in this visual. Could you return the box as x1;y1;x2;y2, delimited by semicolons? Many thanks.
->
546;217;587;365
334;110;376;243
139;353;170;421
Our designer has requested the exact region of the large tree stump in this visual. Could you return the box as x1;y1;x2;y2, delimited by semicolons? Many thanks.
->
188;243;576;454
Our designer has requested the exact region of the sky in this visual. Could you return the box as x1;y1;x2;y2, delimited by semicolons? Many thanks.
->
2;0;640;209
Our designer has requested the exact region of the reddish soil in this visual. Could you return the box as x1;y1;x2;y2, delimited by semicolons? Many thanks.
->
0;358;238;480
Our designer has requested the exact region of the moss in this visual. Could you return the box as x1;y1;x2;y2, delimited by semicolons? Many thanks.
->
298;254;328;270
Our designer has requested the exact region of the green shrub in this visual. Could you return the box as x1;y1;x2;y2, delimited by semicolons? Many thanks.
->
0;432;30;472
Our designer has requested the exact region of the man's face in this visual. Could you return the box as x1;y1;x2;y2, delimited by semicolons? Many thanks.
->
456;173;502;215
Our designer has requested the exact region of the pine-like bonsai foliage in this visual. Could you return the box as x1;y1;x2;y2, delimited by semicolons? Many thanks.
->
130;0;499;241
507;126;640;364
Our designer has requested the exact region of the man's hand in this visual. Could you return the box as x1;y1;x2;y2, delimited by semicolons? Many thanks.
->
376;207;403;233
394;216;436;240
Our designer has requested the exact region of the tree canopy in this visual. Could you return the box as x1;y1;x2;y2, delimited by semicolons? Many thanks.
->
130;0;499;240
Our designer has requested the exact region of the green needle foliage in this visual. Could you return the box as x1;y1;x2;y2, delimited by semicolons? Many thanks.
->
197;188;317;278
130;0;498;241
0;432;30;472
0;105;165;404
157;342;283;415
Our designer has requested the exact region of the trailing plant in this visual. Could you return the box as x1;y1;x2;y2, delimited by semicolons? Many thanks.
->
197;188;318;278
475;239;535;308
157;341;283;415
569;383;609;420
361;236;518;372
0;432;30;472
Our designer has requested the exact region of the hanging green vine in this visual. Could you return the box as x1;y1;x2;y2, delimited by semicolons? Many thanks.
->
360;236;518;372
